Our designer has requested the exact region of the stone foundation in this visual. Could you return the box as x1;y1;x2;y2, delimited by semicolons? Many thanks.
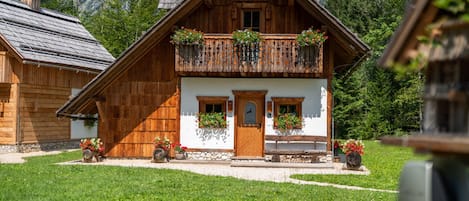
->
187;151;233;161
0;140;80;153
265;154;332;163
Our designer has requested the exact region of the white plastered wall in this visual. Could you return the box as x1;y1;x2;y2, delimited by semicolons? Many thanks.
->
70;88;97;139
180;77;328;150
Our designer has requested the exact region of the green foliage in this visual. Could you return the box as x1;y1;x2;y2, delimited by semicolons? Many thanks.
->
198;112;227;128
328;0;424;139
41;0;78;17
0;151;395;200
434;0;468;14
170;27;205;45
82;0;166;57
292;140;428;190
296;27;328;47
232;29;262;45
275;113;302;132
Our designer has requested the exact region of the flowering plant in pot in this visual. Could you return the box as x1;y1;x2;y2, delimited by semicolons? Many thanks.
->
274;113;302;135
198;112;227;128
171;27;204;63
341;139;365;169
172;143;188;160
80;138;105;162
296;27;328;47
153;137;171;163
296;27;328;66
170;27;204;45
232;29;262;62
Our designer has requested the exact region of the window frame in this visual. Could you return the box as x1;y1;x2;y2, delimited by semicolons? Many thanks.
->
271;97;304;129
242;9;261;32
196;96;229;128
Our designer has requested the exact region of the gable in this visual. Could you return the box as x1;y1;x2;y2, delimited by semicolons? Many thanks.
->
57;0;369;117
0;0;114;71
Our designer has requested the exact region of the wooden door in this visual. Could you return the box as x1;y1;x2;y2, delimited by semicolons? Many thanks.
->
234;91;266;157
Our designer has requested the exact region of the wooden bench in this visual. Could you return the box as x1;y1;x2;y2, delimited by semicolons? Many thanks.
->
264;135;328;162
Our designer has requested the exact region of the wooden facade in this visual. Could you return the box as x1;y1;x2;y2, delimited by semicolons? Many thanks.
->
0;0;113;149
98;38;179;157
0;48;97;145
57;0;369;158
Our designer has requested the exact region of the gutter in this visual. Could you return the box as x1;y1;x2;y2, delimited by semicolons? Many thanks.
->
23;60;101;74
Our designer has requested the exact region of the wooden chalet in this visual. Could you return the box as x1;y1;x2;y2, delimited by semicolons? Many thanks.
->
57;0;369;160
380;1;469;200
0;0;114;152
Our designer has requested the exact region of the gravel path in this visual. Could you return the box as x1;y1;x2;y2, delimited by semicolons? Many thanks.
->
61;159;396;193
1;150;397;193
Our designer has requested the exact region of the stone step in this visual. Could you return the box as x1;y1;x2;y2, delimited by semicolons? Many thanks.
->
230;161;334;169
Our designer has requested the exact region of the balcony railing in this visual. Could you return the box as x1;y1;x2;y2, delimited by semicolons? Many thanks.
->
175;34;323;75
425;83;469;100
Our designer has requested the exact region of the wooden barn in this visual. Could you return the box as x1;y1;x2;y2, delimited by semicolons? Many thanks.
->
0;0;114;152
380;0;469;200
57;0;369;160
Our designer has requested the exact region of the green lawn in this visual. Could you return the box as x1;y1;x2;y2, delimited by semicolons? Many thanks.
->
292;140;428;191
0;151;396;200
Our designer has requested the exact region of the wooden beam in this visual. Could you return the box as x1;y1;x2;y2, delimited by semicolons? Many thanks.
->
381;135;469;156
265;135;327;142
95;101;105;123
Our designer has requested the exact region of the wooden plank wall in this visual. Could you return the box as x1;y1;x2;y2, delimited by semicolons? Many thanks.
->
0;84;17;144
100;37;179;158
13;62;96;143
179;2;320;34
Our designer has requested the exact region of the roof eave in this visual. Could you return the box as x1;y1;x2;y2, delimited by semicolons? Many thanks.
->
0;34;24;61
57;0;203;117
379;0;438;68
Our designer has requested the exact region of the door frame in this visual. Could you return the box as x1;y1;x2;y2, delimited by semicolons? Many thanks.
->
233;90;267;157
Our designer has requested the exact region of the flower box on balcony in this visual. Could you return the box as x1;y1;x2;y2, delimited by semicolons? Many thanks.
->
232;29;262;63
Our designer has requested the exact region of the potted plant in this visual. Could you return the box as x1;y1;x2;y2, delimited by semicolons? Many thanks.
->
274;113;302;135
333;140;346;162
341;139;365;169
153;137;171;163
79;138;105;163
296;27;328;66
171;27;204;62
198;112;227;128
232;29;262;63
172;143;188;160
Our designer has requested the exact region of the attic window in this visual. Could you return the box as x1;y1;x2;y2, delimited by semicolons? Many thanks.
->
243;10;260;31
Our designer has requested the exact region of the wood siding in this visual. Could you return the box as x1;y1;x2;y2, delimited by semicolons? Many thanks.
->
99;37;179;158
0;51;97;144
0;84;17;144
179;2;320;34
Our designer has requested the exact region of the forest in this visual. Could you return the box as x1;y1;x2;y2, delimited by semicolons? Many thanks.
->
41;0;423;140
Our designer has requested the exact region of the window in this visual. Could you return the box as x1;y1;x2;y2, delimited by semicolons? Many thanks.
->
271;97;304;129
197;96;229;128
243;10;260;31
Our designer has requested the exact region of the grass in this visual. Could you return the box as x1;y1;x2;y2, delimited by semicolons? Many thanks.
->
0;150;396;200
291;140;428;191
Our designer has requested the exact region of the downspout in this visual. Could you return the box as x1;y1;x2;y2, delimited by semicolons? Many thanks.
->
15;83;21;150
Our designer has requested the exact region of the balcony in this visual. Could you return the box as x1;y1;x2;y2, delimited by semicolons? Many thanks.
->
425;83;469;101
175;34;323;76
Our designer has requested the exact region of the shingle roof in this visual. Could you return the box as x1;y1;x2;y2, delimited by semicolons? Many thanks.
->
158;0;183;10
0;0;114;71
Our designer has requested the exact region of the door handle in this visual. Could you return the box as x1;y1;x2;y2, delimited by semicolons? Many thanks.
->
257;123;262;128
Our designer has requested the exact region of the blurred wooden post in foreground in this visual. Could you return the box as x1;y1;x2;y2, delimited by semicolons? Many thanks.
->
379;0;469;200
